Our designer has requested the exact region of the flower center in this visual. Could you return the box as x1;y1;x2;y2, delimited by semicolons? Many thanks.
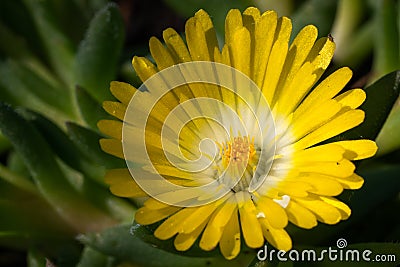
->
219;136;260;192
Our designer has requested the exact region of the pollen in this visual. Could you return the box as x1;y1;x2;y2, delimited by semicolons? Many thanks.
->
219;135;259;192
221;136;257;168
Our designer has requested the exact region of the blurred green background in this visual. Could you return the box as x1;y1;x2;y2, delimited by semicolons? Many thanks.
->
0;0;399;266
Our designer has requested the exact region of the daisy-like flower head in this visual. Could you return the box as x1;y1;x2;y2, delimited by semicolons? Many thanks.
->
99;7;378;260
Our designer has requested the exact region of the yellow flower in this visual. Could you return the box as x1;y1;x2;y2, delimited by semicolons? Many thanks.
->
98;7;378;260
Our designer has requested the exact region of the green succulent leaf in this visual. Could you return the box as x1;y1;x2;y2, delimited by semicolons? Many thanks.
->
19;108;106;184
375;98;400;155
1;59;73;116
0;1;44;60
0;161;36;195
131;224;220;258
79;224;253;267
23;0;76;86
27;250;47;267
339;70;400;141
74;3;125;103
0;103;116;233
76;246;115;267
66;122;125;169
372;0;400;81
75;86;113;131
17;109;135;221
0;180;74;242
0;61;71;126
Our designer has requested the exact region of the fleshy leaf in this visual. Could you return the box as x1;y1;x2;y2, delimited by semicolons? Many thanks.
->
338;70;400;141
0;180;74;241
27;250;47;267
18;109;135;221
0;1;43;59
66;122;125;169
0;103;116;233
131;224;219;258
0;61;71;126
376;97;400;155
79;224;253;267
2;59;73;116
75;86;113;131
74;3;125;103
76;246;114;267
23;0;75;85
19;108;106;185
372;0;400;81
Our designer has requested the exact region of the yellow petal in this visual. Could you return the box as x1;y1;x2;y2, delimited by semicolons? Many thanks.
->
104;168;147;197
300;173;344;196
294;109;365;149
206;195;237;229
149;36;176;70
135;206;181;225
230;27;251;77
277;25;318;92
295;67;353;117
239;197;264;248
109;81;136;105
186;17;211;61
259;218;292;251
335;88;366;109
194;9;219;60
200;198;238;251
103;101;126;121
333;173;364;189
148;164;207;180
276;181;312;197
225;9;243;46
286;199;317;229
219;212;241;260
175;218;209;251
253;10;277;87
305;36;335;80
242;7;260;74
154;208;196;240
293;143;345;163
264;17;292;105
132;56;158;82
274;16;292;44
256;197;288;228
294;196;342;224
333;139;378;160
262;39;288;104
291;99;342;140
298;159;355;178
163;28;191;62
319;196;351;220
144;197;171;210
275;62;318;115
98;119;122;140
221;44;231;66
99;138;124;159
180;202;220;234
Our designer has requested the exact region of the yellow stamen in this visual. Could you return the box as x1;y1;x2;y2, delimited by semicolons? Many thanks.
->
219;136;259;192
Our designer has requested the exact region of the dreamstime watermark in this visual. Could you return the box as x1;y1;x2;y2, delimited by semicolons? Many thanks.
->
257;238;397;263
